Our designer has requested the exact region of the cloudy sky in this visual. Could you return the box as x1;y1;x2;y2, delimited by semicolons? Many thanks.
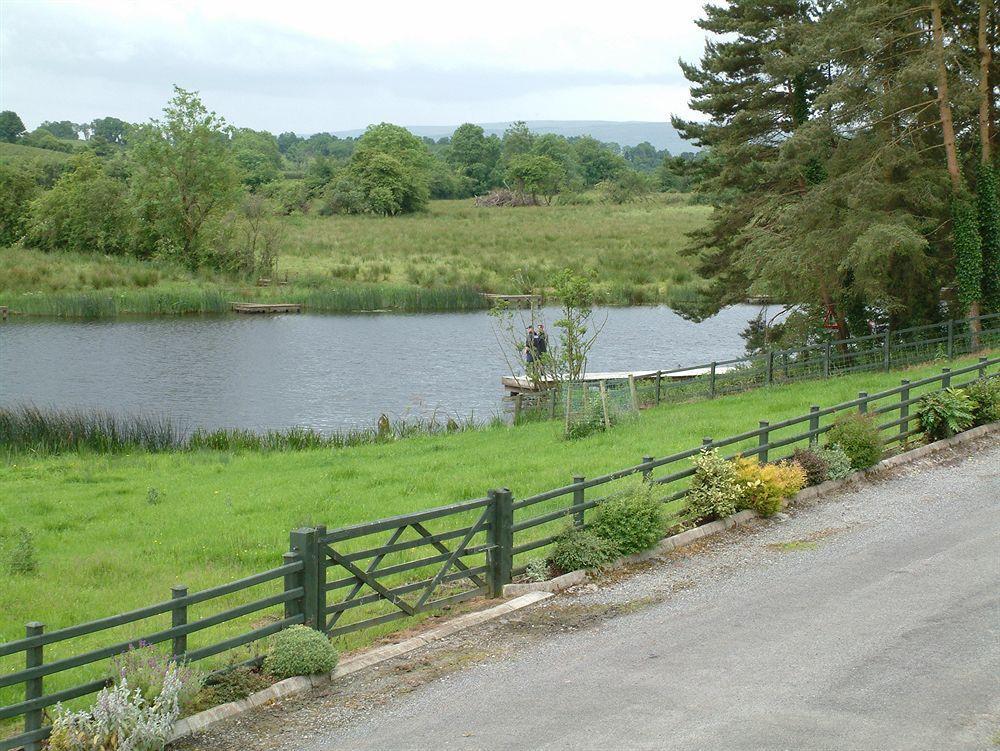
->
0;0;709;133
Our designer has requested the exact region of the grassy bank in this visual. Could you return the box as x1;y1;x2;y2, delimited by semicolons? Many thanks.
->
0;196;708;317
0;355;991;720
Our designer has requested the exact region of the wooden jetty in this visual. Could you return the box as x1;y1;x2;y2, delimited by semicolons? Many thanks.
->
231;302;302;314
483;293;543;309
501;366;735;395
0;306;7;321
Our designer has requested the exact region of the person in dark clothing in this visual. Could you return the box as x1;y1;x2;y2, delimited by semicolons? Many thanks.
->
534;324;548;358
525;326;537;364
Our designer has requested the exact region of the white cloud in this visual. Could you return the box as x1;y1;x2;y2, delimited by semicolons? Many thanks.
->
0;0;708;132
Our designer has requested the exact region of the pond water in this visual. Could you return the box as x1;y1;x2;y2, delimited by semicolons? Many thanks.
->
0;305;770;433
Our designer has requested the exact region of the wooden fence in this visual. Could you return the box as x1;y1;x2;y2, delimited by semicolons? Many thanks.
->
1;355;997;750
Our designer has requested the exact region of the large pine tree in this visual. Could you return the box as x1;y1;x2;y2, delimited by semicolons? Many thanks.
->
675;0;997;339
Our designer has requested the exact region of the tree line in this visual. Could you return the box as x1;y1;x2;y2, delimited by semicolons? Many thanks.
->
0;91;703;275
674;0;999;342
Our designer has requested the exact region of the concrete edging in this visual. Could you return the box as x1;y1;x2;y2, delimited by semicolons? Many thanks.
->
501;420;999;599
169;590;553;742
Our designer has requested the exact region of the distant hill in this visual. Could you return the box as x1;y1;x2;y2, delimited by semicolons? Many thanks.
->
330;121;697;154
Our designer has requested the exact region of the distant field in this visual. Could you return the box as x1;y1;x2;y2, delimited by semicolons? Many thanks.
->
0;195;710;316
0;141;74;167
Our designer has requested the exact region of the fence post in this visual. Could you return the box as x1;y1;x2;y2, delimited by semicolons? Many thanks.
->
942;368;951;388
709;362;717;398
655;371;662;405
809;406;820;446
823;342;831;378
899;380;910;442
487;489;513;598
858;392;868;414
282;551;304;620
572;476;585;527
513;393;522;424
783;351;789;379
979;356;988;379
947;319;954;359
24;621;44;751
642;456;654;482
548;388;557;419
766;351;774;385
628;374;639;411
170;586;187;659
883;330;891;371
758;421;769;463
288;527;323;631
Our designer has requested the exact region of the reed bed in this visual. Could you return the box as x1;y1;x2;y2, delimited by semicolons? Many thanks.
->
0;404;492;456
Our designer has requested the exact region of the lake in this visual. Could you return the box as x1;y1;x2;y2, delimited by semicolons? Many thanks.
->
0;305;769;433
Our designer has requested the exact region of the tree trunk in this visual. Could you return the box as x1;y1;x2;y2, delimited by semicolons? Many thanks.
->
931;0;961;192
980;0;993;164
933;0;982;346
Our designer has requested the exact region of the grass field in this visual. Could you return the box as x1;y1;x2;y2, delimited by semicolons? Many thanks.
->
0;196;709;317
0;354;991;725
0;142;74;168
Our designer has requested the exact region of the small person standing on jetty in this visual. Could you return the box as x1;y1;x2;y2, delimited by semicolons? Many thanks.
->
525;326;537;364
534;324;548;359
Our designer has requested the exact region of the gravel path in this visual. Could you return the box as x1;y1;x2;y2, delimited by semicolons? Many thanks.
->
176;436;1000;751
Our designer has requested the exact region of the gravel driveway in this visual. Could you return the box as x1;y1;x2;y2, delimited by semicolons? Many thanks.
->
176;435;1000;751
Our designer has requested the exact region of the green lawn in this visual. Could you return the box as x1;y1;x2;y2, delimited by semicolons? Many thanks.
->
0;196;709;317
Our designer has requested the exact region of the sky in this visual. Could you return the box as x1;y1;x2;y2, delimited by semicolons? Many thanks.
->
0;0;709;134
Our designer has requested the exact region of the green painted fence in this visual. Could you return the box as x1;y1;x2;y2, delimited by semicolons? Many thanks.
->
1;355;997;750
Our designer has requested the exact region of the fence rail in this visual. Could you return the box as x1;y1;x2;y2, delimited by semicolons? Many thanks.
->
2;354;997;751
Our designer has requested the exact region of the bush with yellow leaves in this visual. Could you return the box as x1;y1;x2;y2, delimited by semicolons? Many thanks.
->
733;457;807;517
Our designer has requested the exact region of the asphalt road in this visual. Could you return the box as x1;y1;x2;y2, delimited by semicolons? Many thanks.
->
307;440;1000;751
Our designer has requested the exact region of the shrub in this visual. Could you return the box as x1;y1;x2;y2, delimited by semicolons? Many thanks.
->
917;388;975;441
112;644;203;714
825;413;882;469
686;448;742;521
964;379;1000;426
733;458;807;517
48;670;182;751
548;526;617;574
263;625;338;679
791;448;829;486
816;444;853;480
2;526;37;575
523;558;550;583
590;477;664;555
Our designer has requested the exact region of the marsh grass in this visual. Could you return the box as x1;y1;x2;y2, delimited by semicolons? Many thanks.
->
0;405;486;456
1;196;709;317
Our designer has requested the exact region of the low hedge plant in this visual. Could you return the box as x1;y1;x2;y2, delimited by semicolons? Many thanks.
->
791;447;829;486
964;378;1000;426
825;413;882;469
733;458;807;517
916;387;975;441
548;526;617;574
815;444;853;480
263;625;338;680
686;448;742;522
590;477;665;555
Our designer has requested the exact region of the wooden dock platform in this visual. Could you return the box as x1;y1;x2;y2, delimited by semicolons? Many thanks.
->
231;302;302;314
501;366;735;394
0;306;7;321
